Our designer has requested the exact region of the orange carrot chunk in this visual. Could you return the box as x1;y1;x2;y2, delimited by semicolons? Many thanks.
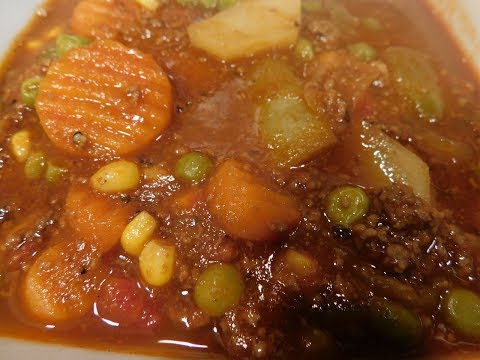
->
207;160;300;242
65;185;132;253
71;0;141;40
36;39;172;157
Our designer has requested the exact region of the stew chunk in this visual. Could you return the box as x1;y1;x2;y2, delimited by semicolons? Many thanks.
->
207;160;300;241
36;39;172;157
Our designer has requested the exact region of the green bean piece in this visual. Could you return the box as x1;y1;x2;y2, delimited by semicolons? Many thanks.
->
362;17;382;31
325;186;369;227
348;42;377;62
56;34;91;57
217;0;237;10
175;152;213;183
45;162;68;184
21;76;42;108
443;288;480;340
294;38;315;62
302;0;323;12
24;152;46;180
194;263;244;316
369;298;423;347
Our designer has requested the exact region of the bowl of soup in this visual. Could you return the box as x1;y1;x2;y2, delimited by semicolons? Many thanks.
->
1;1;480;359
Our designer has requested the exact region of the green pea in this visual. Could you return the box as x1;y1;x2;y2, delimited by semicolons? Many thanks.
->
361;17;382;31
56;34;91;57
24;152;46;180
443;288;480;340
325;186;369;227
217;0;237;10
194;263;244;316
302;0;323;12
21;76;42;108
175;152;213;183
294;38;315;62
369;298;423;347
348;42;377;62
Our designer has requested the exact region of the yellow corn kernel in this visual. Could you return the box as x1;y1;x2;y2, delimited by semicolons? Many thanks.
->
24;152;46;180
139;240;176;287
45;162;68;183
135;0;161;11
90;160;140;193
26;40;43;50
121;211;158;256
284;249;318;276
10;130;31;162
46;26;62;39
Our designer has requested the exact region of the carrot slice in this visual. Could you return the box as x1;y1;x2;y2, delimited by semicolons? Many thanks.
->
71;0;141;40
207;160;300;242
22;240;100;323
36;39;172;157
65;185;133;253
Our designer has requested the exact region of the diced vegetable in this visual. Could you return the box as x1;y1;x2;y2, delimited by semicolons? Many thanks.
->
135;0;162;11
90;160;140;194
251;59;302;99
348;42;376;62
21;76;42;108
294;38;315;62
45;162;68;183
283;249;318;276
368;298;423;347
362;17;382;31
22;240;99;323
258;96;336;167
175;152;213;184
443;288;480;340
139;240;176;287
24;152;46;180
188;0;301;61
65;185;132;253
217;0;238;10
383;46;444;119
194;263;244;316
36;40;172;157
207;160;301;241
416;129;473;163
55;33;90;57
325;186;369;227
354;123;431;202
10;130;31;162
121;211;158;256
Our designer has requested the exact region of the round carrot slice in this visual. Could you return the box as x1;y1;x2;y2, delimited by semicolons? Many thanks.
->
36;39;172;157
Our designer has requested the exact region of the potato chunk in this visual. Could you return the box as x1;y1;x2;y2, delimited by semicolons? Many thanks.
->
188;0;301;60
207;160;300;241
22;240;100;323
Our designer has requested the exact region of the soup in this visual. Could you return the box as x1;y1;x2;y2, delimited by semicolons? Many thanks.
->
0;0;480;358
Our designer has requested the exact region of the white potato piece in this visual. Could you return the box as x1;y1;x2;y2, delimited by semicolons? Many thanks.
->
22;241;99;323
358;124;431;202
188;0;301;60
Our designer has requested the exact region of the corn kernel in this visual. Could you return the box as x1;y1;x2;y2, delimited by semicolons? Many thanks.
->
135;0;161;11
26;40;43;50
45;162;68;183
10;130;32;162
139;240;176;287
46;26;62;39
121;211;158;256
24;152;46;180
90;160;140;193
284;249;318;276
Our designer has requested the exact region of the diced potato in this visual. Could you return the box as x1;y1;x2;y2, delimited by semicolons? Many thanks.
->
283;249;318;276
383;46;444;119
22;240;99;323
139;240;176;287
135;0;162;11
121;211;158;256
207;160;301;241
188;0;301;60
354;123;431;202
90;160;140;194
258;96;336;167
250;59;302;99
10;130;31;162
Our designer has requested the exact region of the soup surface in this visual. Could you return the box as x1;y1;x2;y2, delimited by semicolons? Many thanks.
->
1;0;480;358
